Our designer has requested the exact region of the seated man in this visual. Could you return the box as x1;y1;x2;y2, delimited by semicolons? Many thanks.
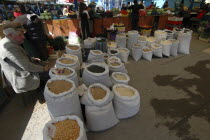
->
0;22;49;97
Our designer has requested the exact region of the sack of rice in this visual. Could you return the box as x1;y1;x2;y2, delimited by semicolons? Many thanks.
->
61;54;80;71
154;30;167;43
165;30;175;39
117;48;130;63
160;40;172;57
142;47;153;61
113;84;140;119
132;44;143;61
146;37;155;47
107;41;117;50
66;44;83;63
87;50;104;63
111;72;130;85
116;33;126;48
168;39;179;56
107;56;121;65
137;36;147;46
108;49;120;58
44;78;83;119
127;30;139;50
49;67;79;86
56;57;79;72
82;63;112;87
43;115;87;140
84;37;96;49
177;31;192;54
109;61;128;74
151;44;162;58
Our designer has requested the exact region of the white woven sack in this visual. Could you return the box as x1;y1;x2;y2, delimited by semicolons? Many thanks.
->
154;30;167;43
61;54;80;71
165;30;175;39
43;115;87;140
44;78;83;120
66;45;83;63
88;50;104;63
117;48;130;63
161;40;172;57
107;42;117;50
142;47;153;61
177;32;192;54
85;102;119;131
109;61;128;74
173;28;182;39
111;72;130;85
108;49;120;58
132;44;142;61
168;39;179;56
146;37;155;47
137;36;147;46
49;67;79;86
127;30;138;50
107;56;121;65
82;63;112;87
84;37;96;49
113;84;140;119
56;57;79;71
116;33;126;48
151;44;162;58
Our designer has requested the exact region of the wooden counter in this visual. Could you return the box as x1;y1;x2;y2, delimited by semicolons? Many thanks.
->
43;15;170;37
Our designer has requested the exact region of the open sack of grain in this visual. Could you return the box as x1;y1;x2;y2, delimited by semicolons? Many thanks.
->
82;63;112;87
80;83;119;131
117;48;130;63
137;36;147;46
107;41;117;50
108;48;120;58
49;67;79;86
87;50;104;63
132;43;143;61
62;54;80;69
151;44;162;58
154;30;167;43
146;37;155;47
113;84;140;119
43;115;87;140
164;30;175;39
127;30;139;50
107;56;121;65
109;61;128;74
177;30;192;54
116;33;126;48
66;44;83;63
44;78;83;119
160;40;172;57
142;47;153;61
168;39;179;56
111;72;130;85
56;57;79;71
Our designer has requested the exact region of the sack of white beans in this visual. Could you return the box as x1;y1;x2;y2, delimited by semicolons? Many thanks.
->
111;72;130;85
66;44;83;63
49;67;79;86
113;84;140;119
117;48;130;63
43;115;87;140
109;61;128;74
151;44;162;58
88;50;104;63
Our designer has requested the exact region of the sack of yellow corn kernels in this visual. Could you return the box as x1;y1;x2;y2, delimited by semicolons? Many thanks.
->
49;67;79;86
111;72;130;85
113;84;140;119
44;78;83;120
87;50;104;63
65;44;83;63
108;61;127;74
80;83;119;131
43;115;87;140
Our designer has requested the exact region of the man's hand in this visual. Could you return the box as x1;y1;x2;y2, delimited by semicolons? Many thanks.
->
31;57;41;63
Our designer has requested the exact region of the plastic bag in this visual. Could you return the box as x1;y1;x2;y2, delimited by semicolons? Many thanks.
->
113;84;140;119
68;31;80;45
111;72;130;85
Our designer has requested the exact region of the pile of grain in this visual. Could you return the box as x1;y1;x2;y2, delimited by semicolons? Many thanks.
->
143;48;152;52
114;73;127;80
87;65;105;73
92;50;102;54
59;58;75;64
90;87;107;100
116;87;134;97
138;36;146;41
161;40;172;45
146;37;155;42
47;80;73;94
67;45;79;50
111;62;120;66
62;54;77;60
133;44;142;48
110;50;118;54
118;49;128;53
53;68;73;75
52;120;80;140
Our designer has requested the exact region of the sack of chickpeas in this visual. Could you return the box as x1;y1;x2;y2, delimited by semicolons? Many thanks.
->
87;50;104;63
108;61;128;74
111;72;130;85
113;84;140;119
66;44;83;63
44;78;83;120
80;83;119;131
43;115;87;140
49;67;79;86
